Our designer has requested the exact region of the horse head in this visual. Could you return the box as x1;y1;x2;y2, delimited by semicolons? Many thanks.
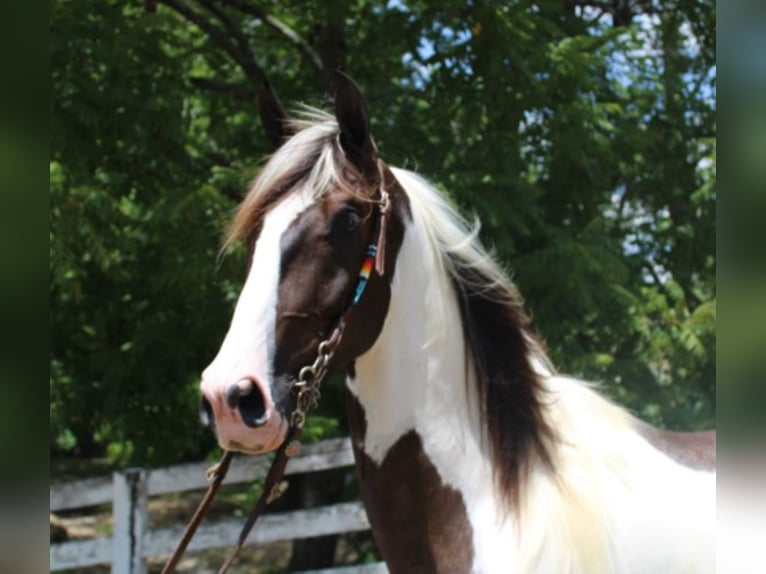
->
199;74;406;454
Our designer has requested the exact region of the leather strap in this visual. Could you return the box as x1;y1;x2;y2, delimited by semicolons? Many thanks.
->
160;451;233;574
218;426;303;573
374;160;390;276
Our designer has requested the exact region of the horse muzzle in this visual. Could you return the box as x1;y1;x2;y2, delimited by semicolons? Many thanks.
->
199;375;289;454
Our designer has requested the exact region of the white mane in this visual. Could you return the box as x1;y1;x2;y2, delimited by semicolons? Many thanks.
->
389;166;555;371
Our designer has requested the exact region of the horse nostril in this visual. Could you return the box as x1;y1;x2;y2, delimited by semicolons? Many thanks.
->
226;380;268;428
226;381;250;410
199;395;215;429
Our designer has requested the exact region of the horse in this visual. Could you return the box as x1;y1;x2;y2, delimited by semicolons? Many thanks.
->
198;74;716;574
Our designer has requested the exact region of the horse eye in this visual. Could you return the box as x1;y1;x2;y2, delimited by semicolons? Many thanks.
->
339;209;362;233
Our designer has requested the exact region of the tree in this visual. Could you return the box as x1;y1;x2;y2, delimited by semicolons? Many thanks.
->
50;0;715;465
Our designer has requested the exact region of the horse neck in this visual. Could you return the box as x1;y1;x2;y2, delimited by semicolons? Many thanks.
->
346;218;507;572
348;217;487;476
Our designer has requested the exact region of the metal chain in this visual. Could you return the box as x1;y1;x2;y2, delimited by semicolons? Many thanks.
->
290;339;334;429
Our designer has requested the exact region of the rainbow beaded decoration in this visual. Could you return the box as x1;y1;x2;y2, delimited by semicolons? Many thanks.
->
352;244;377;305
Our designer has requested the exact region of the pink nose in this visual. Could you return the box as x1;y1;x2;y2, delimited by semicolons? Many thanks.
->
199;375;287;454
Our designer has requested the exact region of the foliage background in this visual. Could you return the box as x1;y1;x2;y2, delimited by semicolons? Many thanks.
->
50;0;715;466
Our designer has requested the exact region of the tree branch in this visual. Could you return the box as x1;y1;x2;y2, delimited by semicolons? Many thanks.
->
195;0;265;85
584;7;607;25
159;0;265;86
573;0;670;21
684;68;714;104
644;261;676;305
221;0;324;76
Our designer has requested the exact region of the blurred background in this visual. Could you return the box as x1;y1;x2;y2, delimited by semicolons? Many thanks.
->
48;0;718;570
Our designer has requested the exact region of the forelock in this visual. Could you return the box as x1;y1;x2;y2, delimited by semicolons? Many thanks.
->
224;108;376;250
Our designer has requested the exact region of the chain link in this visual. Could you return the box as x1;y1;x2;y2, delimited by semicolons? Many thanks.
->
290;335;335;429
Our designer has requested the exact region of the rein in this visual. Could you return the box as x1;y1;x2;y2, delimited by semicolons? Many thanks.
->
161;180;391;574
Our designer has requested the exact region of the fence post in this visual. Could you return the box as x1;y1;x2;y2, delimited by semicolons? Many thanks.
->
112;468;148;574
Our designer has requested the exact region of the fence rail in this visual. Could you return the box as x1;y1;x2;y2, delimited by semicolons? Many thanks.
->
50;438;386;573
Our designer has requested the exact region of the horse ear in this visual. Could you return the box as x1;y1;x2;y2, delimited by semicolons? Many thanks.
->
258;79;291;149
334;71;378;177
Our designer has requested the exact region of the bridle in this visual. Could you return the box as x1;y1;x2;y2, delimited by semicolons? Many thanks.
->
162;169;392;574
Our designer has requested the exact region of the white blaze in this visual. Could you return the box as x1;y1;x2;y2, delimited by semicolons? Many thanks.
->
201;192;311;452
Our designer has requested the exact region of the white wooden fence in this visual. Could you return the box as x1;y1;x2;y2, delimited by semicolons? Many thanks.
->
50;438;387;573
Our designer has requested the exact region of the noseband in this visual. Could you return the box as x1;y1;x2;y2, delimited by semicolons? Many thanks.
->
162;174;392;574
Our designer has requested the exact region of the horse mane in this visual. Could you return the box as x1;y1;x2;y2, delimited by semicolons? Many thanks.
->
225;109;373;249
389;167;557;507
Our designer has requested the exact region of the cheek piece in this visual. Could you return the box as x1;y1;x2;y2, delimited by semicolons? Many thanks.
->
162;163;392;574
